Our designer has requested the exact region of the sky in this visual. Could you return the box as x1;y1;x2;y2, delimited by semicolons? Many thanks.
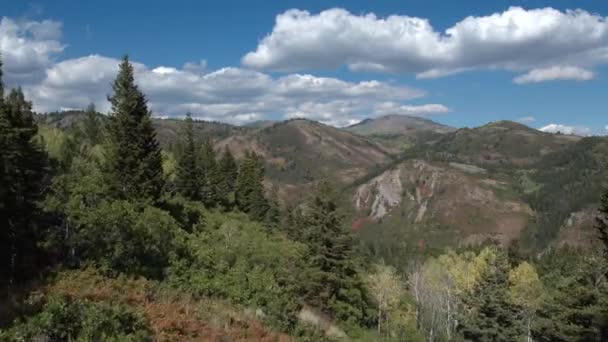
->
2;0;608;134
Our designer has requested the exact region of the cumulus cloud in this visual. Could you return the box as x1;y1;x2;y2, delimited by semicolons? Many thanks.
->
539;123;592;136
0;17;64;85
513;66;595;84
517;116;536;123
24;54;444;126
243;7;608;82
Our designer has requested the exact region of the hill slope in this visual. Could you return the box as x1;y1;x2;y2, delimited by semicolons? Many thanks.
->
217;119;392;188
345;115;454;136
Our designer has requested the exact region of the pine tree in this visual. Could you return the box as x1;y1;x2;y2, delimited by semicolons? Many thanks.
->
264;183;281;228
292;181;371;324
174;113;201;200
235;151;269;220
104;56;164;202
597;186;608;255
218;146;238;208
81;103;101;146
199;138;221;207
0;62;48;285
458;251;523;341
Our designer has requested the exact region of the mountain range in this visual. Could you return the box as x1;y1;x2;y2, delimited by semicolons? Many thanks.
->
39;111;607;255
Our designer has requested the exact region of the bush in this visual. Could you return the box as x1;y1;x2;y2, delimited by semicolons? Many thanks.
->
168;211;307;329
0;294;151;341
72;201;186;279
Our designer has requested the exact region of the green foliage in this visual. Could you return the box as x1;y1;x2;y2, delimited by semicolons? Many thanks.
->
81;103;102;146
0;294;151;341
534;249;608;341
199;138;222;207
235;151;269;221
174;113;202;201
70;201;185;279
457;250;523;342
168;211;305;329
104;56;164;202
291;181;373;326
218;146;238;208
0;68;49;285
598;183;608;255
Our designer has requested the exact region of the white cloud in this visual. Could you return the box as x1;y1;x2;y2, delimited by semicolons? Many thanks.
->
539;123;592;136
517;116;536;123
513;66;595;84
0;17;64;85
23;54;444;126
243;7;608;82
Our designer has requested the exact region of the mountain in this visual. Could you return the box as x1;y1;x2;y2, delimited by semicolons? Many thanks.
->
345;114;454;136
216;119;392;192
344;115;455;153
348;130;607;257
422;120;581;167
36;111;605;250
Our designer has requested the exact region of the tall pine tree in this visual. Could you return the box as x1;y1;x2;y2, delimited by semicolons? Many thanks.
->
174;113;201;200
597;185;608;255
199;138;221;207
235;151;268;220
458;251;523;341
81;102;101;146
104;56;164;202
291;181;372;325
0;57;48;285
218;146;238;208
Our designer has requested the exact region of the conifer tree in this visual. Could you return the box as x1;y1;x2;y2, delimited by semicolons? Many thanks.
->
597;186;608;255
81;102;101;146
235;151;269;220
174;113;201;200
218;146;238;208
264;183;281;228
292;180;371;324
458;251;522;341
104;56;164;201
0;60;48;285
199;138;221;207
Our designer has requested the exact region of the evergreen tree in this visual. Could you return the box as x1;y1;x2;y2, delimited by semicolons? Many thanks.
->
291;181;372;325
174;113;201;200
597;186;608;255
218;146;238;208
458;251;523;342
199;138;221;207
81;102;101;146
264;183;281;228
235;151;269;221
0;69;48;285
104;56;164;202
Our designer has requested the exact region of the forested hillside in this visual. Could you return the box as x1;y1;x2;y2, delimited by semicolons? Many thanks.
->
1;56;608;341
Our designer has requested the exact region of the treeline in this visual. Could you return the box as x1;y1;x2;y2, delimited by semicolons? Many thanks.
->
0;56;378;340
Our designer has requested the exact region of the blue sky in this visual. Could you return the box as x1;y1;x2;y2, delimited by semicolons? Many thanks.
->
2;1;608;134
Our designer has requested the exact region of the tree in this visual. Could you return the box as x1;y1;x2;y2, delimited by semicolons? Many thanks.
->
81;102;102;146
199;138;221;207
264;183;281;228
292;181;372;325
0;84;48;285
174;113;201;200
104;56;164;202
366;262;403;337
218;146;238;208
235;151;269;221
508;262;544;342
457;251;522;342
598;186;608;255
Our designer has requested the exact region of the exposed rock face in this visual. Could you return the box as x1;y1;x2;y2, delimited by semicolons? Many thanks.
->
353;160;533;245
556;208;602;248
